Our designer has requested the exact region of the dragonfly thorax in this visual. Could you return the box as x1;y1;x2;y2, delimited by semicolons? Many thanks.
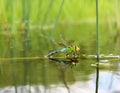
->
61;46;80;52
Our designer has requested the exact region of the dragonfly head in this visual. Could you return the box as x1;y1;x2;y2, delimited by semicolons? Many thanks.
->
75;46;80;52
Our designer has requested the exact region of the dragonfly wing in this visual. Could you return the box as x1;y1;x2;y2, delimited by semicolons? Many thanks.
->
60;34;74;46
67;40;75;46
52;38;66;47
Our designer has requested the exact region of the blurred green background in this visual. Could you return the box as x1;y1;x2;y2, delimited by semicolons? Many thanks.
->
0;0;120;58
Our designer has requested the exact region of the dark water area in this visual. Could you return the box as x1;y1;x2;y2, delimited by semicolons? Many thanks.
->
0;58;120;93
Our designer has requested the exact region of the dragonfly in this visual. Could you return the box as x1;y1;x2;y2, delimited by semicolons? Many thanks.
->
45;35;80;59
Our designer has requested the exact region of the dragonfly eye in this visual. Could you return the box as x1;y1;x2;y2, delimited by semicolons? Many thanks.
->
75;46;80;52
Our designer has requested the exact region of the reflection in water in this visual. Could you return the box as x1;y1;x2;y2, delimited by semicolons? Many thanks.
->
95;63;99;93
48;58;79;93
99;71;120;93
48;58;79;68
0;59;120;93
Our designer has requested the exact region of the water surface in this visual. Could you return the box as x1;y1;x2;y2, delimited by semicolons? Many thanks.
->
0;58;120;93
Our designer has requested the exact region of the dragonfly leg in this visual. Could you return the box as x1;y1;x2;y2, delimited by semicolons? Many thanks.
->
72;51;79;59
65;51;72;58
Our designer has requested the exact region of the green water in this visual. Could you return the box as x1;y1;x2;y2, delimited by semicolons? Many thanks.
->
0;57;120;93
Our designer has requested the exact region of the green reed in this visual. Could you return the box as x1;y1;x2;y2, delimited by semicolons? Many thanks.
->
8;0;18;92
51;0;64;37
37;0;54;54
22;0;31;57
95;0;99;93
22;1;32;92
114;0;120;54
37;0;42;21
96;0;99;62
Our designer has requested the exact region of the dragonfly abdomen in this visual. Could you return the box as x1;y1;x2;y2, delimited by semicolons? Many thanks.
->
61;48;67;52
45;50;61;58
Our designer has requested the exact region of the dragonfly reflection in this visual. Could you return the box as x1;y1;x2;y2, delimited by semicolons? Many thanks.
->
48;57;79;68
